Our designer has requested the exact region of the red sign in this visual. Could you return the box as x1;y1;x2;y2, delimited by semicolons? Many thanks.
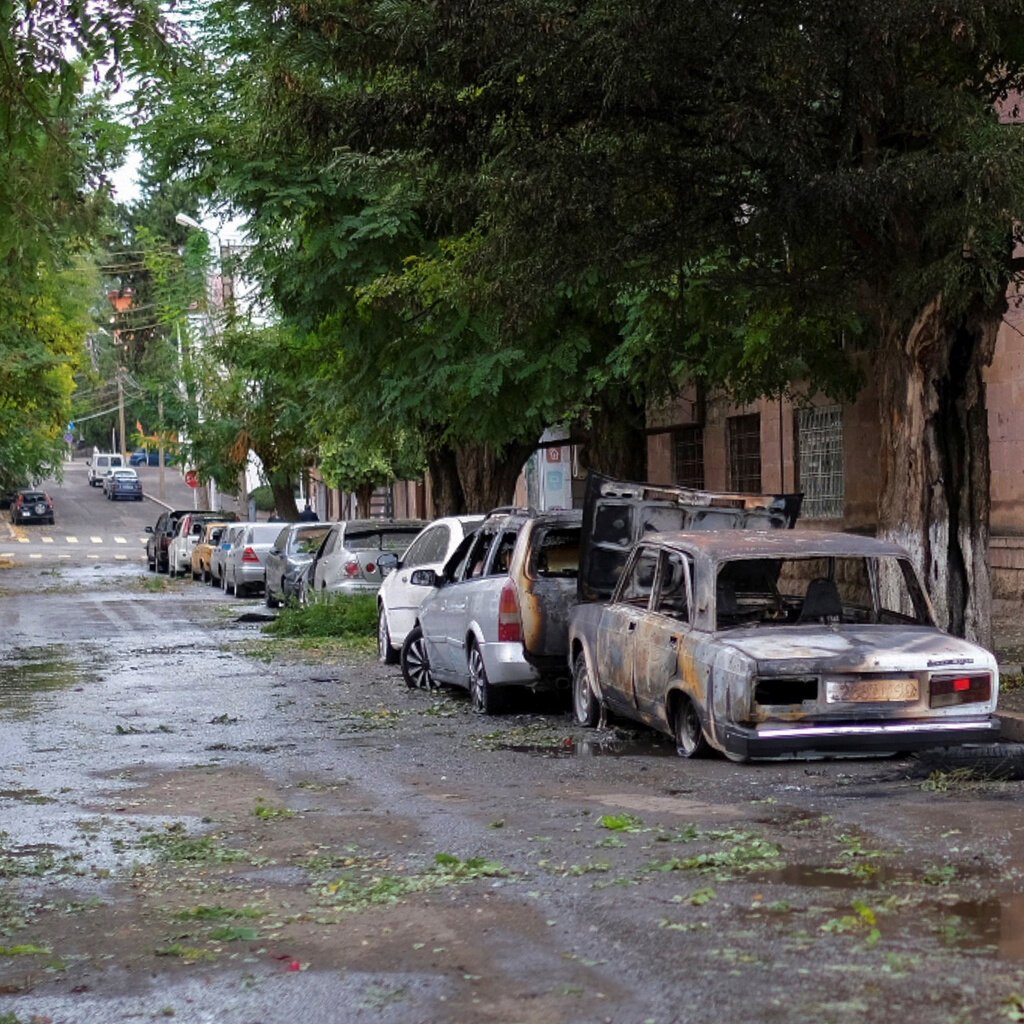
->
185;470;199;488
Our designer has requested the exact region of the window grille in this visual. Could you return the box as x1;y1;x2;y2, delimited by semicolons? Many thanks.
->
673;426;705;489
727;414;762;491
796;406;844;519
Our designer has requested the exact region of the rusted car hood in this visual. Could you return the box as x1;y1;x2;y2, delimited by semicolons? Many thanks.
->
718;626;995;672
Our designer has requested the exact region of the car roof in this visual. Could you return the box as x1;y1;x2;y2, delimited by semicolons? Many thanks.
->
339;519;428;531
642;529;911;560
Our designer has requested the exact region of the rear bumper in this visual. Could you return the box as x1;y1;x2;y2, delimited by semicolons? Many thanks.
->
719;717;1002;759
480;640;542;687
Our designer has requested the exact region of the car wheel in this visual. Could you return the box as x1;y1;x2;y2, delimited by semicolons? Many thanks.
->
378;607;399;664
572;652;600;728
673;695;711;758
400;625;433;690
468;640;503;715
226;572;235;596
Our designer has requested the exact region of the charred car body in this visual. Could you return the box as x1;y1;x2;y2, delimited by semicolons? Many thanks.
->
568;477;999;760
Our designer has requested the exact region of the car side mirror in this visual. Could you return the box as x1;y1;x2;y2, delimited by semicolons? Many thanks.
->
145;526;153;533
410;569;439;587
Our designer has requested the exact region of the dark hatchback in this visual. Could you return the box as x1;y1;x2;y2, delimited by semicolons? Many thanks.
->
106;470;144;501
10;490;55;525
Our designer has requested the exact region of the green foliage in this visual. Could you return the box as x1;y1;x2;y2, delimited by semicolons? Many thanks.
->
264;594;378;641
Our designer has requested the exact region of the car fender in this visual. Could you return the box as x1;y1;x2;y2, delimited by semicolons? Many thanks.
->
569;632;604;707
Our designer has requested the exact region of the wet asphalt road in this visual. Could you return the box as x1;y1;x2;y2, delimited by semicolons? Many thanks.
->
2;469;1024;1023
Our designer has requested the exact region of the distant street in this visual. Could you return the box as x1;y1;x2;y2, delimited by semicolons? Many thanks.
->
1;457;238;569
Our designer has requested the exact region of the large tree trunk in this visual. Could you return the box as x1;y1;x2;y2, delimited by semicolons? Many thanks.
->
578;393;648;480
269;474;299;521
426;445;465;516
876;296;999;648
454;441;535;512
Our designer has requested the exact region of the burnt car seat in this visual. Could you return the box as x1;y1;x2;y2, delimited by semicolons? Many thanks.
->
798;577;843;623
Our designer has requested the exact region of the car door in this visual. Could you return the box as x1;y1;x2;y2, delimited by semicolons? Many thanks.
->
632;548;697;727
418;528;489;679
313;526;343;592
385;524;451;641
594;545;660;718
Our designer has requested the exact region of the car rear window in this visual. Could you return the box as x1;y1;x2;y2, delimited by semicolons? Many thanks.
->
291;525;330;553
345;529;421;552
21;492;46;502
530;526;581;578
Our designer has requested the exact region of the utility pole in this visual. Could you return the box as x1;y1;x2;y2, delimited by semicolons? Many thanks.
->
117;372;128;461
158;395;166;500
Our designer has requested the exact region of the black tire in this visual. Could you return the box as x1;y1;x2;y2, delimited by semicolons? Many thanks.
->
673;695;711;758
915;742;1024;780
572;652;600;728
378;607;399;665
468;640;503;715
401;625;433;690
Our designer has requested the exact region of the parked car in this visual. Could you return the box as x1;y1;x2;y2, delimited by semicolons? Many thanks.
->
306;519;427;599
104;468;143;501
568;529;1000;761
376;515;485;664
263;522;334;608
191;522;230;581
399;474;803;713
87;452;124;487
9;489;54;525
129;449;175;466
210;523;248;587
399;506;583;712
146;509;238;573
222;522;287;597
168;511;237;578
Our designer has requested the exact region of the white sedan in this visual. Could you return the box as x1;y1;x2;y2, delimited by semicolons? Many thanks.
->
376;515;484;664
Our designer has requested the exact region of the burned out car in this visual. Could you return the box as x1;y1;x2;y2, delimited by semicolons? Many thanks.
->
568;529;1000;760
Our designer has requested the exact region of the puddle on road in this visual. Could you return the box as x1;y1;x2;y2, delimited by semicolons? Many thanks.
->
751;862;1024;961
501;732;678;758
0;645;95;718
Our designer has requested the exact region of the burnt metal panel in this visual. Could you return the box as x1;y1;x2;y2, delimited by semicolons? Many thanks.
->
578;472;803;602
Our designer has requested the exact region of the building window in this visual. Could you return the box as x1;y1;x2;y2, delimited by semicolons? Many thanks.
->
727;414;762;491
673;426;705;489
796;406;845;519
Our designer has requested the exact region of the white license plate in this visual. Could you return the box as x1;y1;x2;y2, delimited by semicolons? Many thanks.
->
826;678;919;703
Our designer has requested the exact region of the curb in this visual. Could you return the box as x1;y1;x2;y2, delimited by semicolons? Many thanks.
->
997;710;1024;743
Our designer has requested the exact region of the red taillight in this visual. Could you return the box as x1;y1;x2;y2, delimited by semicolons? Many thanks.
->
242;546;260;563
365;562;376;574
498;581;522;643
344;560;361;577
929;674;991;708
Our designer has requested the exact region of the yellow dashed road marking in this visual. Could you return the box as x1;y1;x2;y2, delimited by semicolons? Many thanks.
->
17;537;29;544
90;536;102;544
115;554;127;560
40;536;53;543
114;536;127;545
29;553;41;559
66;536;78;543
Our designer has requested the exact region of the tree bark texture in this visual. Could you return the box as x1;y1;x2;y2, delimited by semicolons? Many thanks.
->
355;483;375;518
454;441;535;513
876;297;1000;648
426;445;465;516
579;395;648;481
269;476;299;521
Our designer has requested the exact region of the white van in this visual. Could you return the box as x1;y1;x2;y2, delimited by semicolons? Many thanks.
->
87;452;125;487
